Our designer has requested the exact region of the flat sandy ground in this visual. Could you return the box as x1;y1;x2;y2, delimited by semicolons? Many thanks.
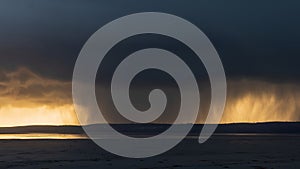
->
0;134;299;169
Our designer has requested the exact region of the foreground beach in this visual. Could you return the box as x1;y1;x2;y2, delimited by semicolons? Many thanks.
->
0;134;299;169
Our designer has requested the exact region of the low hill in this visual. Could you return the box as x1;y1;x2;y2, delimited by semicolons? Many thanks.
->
0;122;299;135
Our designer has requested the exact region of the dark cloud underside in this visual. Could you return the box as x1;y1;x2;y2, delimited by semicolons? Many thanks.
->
1;0;300;81
0;1;300;126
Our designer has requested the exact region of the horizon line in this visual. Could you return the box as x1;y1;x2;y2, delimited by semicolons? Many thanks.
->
1;121;300;128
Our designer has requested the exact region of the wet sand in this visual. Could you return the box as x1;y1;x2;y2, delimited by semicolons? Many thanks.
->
0;134;299;169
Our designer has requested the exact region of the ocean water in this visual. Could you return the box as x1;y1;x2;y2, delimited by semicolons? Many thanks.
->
0;134;299;169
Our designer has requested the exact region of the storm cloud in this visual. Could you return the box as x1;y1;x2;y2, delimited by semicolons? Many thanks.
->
0;0;300;126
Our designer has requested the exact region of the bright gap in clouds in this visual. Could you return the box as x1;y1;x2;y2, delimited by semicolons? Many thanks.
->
0;67;79;127
0;105;78;127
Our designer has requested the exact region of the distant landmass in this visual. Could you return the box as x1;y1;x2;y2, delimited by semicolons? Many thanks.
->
0;122;299;135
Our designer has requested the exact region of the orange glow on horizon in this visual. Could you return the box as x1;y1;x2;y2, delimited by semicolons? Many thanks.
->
221;94;299;124
0;67;299;127
0;104;79;127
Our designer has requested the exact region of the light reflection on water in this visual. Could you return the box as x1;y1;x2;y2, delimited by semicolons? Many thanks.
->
0;133;298;140
0;133;87;140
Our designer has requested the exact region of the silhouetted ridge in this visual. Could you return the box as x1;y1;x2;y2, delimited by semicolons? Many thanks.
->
0;122;299;135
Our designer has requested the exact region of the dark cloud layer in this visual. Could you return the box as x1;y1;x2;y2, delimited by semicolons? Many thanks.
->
0;1;300;125
1;0;300;82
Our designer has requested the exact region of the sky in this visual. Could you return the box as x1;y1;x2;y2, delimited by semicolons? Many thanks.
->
0;0;300;126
